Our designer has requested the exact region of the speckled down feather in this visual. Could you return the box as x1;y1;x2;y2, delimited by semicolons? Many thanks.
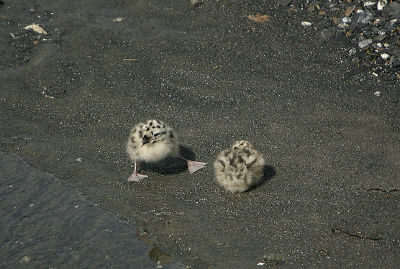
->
214;140;265;193
126;119;207;182
126;119;179;163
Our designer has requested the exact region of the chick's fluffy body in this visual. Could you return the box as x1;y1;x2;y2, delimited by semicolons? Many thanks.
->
214;140;265;193
126;120;179;163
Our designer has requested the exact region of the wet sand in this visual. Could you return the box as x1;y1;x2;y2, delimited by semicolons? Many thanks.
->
0;151;184;268
1;0;399;268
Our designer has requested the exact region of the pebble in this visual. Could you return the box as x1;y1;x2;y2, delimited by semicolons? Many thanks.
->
189;0;203;8
19;256;31;264
138;228;149;239
301;21;312;27
24;23;47;35
390;57;400;67
381;53;390;60
352;10;374;25
386;2;400;18
358;39;373;49
364;2;377;8
377;0;387;11
263;253;284;265
349;48;357;56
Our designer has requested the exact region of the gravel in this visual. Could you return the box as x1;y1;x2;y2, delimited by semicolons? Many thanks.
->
286;0;400;81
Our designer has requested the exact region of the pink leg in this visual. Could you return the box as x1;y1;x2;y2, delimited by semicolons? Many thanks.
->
128;160;148;182
179;156;207;174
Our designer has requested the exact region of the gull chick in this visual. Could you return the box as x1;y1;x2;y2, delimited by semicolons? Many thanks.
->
214;140;265;193
126;119;207;182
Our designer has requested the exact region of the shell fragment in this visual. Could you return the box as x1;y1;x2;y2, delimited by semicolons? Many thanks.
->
24;23;47;35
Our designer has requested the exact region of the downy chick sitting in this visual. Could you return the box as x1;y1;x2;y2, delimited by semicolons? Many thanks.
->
214;140;265;193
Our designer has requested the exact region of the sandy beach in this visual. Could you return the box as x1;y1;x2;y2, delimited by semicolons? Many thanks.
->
1;0;399;268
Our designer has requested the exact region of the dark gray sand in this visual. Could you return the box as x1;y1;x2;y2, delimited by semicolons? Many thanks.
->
1;0;399;268
0;151;184;269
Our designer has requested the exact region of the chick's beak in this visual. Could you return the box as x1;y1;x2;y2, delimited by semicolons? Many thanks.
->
141;136;150;146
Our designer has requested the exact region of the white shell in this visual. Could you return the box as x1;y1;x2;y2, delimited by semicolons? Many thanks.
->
301;21;312;27
381;53;390;60
364;1;376;7
24;23;47;35
377;0;387;11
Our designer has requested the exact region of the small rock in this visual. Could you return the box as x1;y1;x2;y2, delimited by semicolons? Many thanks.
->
378;30;386;36
373;18;382;25
371;26;380;33
383;73;397;81
390;57;400;67
377;0;387;11
301;21;312;27
362;30;372;38
352;10;374;26
189;0;203;7
343;17;351;24
24;23;47;35
138;228;149;239
336;17;351;28
381;53;390;60
248;14;271;23
19;256;31;264
345;6;354;17
364;1;376;8
349;48;357;56
385;2;400;18
392;48;400;57
263;254;284;265
374;34;388;42
385;19;398;29
358;39;373;49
